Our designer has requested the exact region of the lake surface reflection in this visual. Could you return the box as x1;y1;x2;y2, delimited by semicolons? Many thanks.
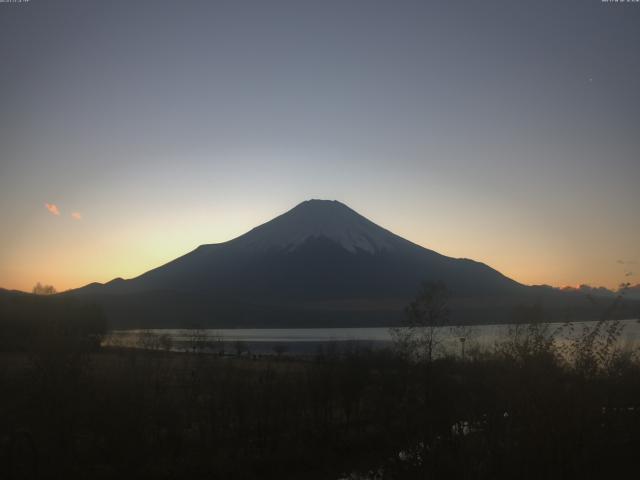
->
105;319;640;356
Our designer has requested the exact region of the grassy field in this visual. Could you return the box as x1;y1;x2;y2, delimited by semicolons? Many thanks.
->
2;329;640;480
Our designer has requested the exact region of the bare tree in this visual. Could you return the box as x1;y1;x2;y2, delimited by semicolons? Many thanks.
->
497;303;561;364
391;281;450;362
32;282;57;295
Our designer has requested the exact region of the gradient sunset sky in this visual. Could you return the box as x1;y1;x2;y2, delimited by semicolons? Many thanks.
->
1;0;638;293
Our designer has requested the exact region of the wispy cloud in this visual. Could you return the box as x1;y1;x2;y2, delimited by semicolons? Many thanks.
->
71;212;82;221
45;203;60;216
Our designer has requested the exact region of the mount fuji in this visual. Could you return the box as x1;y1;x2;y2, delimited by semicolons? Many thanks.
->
69;200;597;328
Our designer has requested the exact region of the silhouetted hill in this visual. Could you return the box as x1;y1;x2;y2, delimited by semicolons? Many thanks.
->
0;289;107;351
0;287;29;297
625;284;640;300
67;200;638;328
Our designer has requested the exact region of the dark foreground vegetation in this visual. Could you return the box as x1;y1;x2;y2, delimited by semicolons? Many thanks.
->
1;290;640;479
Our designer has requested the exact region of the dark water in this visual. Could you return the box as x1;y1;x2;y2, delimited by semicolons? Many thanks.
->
105;319;640;356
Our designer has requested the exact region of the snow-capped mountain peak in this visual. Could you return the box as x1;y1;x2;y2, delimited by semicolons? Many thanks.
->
231;199;403;254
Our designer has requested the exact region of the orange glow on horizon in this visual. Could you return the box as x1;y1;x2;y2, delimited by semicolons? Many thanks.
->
0;202;635;294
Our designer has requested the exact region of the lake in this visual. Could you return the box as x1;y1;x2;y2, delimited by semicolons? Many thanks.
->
105;318;640;356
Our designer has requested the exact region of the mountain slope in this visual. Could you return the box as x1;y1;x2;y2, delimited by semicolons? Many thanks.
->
75;200;521;297
69;199;596;328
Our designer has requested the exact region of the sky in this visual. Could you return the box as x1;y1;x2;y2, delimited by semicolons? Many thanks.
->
0;0;638;293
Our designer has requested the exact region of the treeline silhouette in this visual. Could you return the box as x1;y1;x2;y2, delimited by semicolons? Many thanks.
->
0;290;106;352
1;290;639;479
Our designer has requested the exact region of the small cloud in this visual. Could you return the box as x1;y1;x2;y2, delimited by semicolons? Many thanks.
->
71;212;82;221
45;203;60;216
